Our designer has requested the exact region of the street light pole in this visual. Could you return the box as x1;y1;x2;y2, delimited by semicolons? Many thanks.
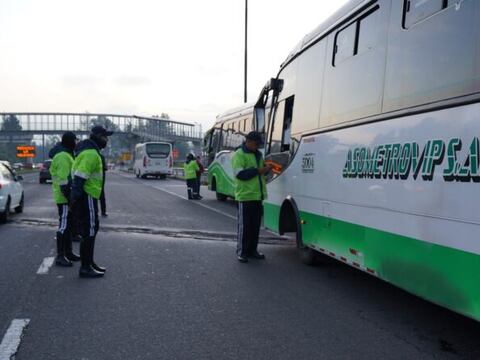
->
244;0;248;103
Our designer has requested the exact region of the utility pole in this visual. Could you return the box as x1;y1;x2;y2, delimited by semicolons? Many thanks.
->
244;0;248;103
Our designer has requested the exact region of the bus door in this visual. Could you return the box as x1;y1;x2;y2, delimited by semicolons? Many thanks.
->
264;95;294;180
254;78;284;156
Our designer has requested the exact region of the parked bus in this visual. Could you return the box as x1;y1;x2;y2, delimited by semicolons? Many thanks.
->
134;142;173;179
206;0;480;321
203;103;255;200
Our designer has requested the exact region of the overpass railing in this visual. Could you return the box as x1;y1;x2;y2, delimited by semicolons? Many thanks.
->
0;113;202;142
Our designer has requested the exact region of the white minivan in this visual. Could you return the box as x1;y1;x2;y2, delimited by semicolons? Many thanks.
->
0;162;24;223
134;142;173;179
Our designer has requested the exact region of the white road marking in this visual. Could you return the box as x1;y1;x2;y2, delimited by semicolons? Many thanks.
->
152;186;237;221
0;319;30;360
116;171;281;236
36;257;55;275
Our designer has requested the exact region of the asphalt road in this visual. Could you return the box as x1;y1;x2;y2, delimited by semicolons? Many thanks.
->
1;171;480;359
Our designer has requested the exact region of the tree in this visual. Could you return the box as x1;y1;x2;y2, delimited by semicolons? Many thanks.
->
1;114;22;131
0;115;24;162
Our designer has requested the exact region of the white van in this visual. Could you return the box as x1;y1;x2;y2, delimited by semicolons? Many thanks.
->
134;142;173;179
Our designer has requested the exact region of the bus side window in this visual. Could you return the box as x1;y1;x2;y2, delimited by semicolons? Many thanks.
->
403;0;448;29
334;22;356;65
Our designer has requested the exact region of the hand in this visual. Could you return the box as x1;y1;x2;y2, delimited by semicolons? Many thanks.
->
258;165;271;175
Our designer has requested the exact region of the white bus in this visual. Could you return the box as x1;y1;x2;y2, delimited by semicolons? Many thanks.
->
207;0;480;321
134;142;173;179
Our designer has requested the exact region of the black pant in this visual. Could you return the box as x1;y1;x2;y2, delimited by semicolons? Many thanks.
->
57;204;73;236
75;194;99;238
186;179;198;199
237;201;263;256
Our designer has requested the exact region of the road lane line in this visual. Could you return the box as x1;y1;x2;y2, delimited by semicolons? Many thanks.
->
152;186;238;221
0;319;30;360
116;171;281;236
36;257;55;275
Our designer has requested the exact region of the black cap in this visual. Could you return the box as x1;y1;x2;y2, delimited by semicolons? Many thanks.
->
91;125;113;136
62;131;77;142
245;131;263;145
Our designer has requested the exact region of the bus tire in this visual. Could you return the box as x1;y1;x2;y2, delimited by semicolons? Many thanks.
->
280;197;317;266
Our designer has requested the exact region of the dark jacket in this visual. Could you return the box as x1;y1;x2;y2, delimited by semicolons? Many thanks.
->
49;142;73;159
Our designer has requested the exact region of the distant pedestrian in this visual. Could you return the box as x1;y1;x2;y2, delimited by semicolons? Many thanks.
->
184;153;200;200
49;132;81;267
99;153;108;217
71;125;113;278
232;131;271;263
195;155;204;199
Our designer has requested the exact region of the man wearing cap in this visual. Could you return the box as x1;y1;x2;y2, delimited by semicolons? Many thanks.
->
49;132;81;267
232;131;271;263
71;125;113;278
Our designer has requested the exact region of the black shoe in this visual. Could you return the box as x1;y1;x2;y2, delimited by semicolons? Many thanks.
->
250;251;266;260
101;213;108;217
92;262;106;273
237;255;248;263
55;255;73;267
79;265;104;278
65;252;81;262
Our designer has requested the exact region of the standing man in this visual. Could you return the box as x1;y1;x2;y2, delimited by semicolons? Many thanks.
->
99;153;108;217
184;153;200;200
232;131;271;263
195;155;204;199
49;132;81;267
71;125;113;278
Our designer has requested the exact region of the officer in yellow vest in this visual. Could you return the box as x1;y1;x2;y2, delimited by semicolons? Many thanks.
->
71;125;113;278
184;153;200;200
49;132;80;267
232;131;271;263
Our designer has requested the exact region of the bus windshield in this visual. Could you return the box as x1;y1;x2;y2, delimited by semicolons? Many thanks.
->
146;143;171;158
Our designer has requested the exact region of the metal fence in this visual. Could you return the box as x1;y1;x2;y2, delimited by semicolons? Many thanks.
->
0;113;202;143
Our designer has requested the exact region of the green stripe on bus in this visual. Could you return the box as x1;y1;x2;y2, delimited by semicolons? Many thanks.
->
208;162;235;198
263;202;480;321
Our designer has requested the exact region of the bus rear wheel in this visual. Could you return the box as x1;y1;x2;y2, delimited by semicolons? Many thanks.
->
280;198;317;266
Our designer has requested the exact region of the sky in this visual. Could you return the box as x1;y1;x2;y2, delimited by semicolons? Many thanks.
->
0;0;350;130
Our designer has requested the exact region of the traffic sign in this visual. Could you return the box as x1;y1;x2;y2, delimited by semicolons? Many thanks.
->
16;145;36;158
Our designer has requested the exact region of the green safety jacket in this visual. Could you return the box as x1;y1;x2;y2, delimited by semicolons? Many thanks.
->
72;140;104;199
232;144;267;202
50;148;74;204
184;160;199;180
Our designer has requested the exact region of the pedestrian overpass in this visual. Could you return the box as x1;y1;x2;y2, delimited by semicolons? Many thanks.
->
0;112;203;161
